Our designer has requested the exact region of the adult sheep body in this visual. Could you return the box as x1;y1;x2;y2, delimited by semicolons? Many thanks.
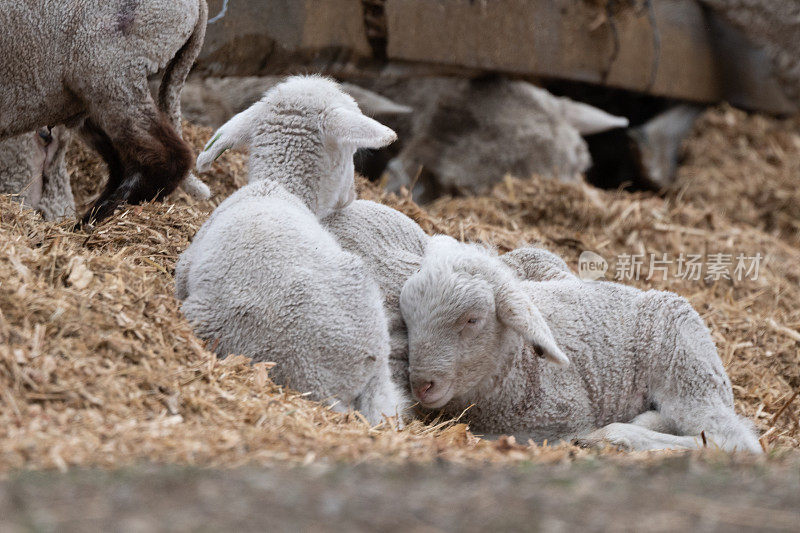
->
0;0;210;222
176;77;404;424
400;237;761;452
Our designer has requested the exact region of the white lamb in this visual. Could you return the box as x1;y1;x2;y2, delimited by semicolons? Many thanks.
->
175;76;404;424
399;236;762;453
0;127;75;221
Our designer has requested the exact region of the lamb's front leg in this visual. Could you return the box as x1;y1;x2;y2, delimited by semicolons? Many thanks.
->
576;422;703;451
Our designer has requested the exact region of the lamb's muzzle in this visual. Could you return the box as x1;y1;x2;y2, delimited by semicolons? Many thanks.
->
411;378;452;409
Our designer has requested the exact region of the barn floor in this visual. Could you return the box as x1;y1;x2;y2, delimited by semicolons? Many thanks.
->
0;104;798;497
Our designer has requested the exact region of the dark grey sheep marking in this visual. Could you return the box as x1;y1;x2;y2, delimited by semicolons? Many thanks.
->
116;0;139;35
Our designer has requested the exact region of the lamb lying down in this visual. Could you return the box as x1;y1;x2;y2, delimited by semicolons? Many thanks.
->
399;236;762;453
176;76;404;425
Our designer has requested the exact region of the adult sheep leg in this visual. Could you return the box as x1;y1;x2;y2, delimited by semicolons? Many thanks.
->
36;126;75;221
80;78;193;224
0;128;75;221
0;133;45;210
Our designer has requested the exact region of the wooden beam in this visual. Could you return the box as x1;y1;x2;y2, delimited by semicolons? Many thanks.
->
384;0;795;113
193;0;796;114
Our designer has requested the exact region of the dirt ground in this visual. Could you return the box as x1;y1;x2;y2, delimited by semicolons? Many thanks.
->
0;104;798;483
1;456;798;532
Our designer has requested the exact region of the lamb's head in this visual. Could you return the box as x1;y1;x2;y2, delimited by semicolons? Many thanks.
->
399;236;569;409
197;75;397;217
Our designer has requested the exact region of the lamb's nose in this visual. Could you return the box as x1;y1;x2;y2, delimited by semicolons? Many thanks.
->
415;381;433;401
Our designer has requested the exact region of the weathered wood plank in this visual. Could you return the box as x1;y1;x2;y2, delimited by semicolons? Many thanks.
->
384;0;794;113
193;0;796;114
197;0;372;76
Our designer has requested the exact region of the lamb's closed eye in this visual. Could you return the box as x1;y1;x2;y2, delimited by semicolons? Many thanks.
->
458;313;486;337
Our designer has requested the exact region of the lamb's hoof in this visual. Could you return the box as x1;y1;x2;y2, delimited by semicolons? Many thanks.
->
574;437;632;451
574;426;632;451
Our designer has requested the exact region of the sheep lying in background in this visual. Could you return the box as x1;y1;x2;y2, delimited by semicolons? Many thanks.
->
0;0;210;223
175;76;404;424
355;77;628;201
399;236;762;452
323;200;429;395
0;127;74;221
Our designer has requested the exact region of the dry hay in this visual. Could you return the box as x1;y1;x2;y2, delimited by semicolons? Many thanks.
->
673;104;800;246
1;106;799;474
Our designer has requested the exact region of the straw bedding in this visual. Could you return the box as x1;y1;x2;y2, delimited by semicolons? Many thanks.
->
0;105;797;473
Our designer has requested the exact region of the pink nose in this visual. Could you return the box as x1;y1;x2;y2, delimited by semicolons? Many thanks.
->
415;382;433;401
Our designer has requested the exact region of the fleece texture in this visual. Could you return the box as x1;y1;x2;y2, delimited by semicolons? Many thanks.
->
323;199;429;396
0;0;210;220
0;128;74;221
176;76;403;424
400;238;761;452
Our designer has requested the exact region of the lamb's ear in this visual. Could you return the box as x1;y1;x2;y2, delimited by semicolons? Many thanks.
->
325;107;397;149
196;106;260;172
494;278;570;367
558;97;629;136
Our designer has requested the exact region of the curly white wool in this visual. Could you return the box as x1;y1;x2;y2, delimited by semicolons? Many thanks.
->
323;199;429;396
400;237;761;453
176;76;404;424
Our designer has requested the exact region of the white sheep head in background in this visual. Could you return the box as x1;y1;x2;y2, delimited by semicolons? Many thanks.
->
399;235;569;408
382;78;629;200
197;75;397;218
